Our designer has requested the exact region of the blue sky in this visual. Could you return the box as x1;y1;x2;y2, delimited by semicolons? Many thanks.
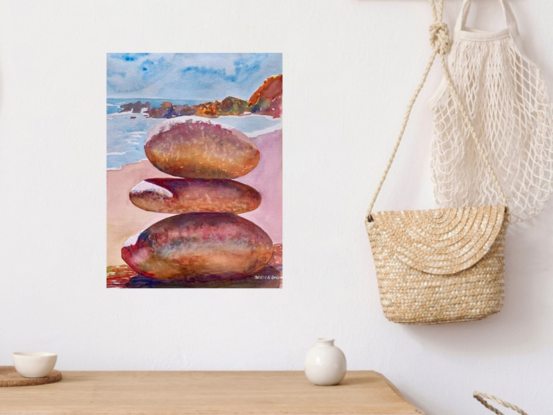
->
107;53;282;100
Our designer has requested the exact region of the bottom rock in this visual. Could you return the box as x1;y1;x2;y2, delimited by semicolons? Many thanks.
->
121;212;273;279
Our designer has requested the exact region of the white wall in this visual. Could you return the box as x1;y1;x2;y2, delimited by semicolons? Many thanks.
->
0;0;551;413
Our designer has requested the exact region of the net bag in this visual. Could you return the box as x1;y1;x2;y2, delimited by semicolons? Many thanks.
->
429;0;553;223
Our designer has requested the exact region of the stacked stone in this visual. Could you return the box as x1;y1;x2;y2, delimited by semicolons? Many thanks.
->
121;119;274;282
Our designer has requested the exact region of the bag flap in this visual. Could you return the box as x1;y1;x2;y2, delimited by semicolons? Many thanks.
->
368;205;506;275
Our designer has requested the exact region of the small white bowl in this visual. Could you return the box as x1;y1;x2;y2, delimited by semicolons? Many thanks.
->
12;352;57;378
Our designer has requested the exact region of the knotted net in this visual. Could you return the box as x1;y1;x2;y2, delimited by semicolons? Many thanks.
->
429;0;553;222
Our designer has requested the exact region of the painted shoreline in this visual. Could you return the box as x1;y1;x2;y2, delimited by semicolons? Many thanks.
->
107;113;282;170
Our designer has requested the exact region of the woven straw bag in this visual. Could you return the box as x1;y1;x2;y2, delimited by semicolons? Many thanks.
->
474;392;528;415
365;0;509;325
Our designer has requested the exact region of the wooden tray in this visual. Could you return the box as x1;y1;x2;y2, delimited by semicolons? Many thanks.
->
0;366;62;387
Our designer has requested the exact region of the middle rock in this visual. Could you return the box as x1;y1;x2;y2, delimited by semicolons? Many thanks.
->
129;178;261;214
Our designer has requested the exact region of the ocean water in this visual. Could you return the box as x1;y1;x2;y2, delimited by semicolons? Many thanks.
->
106;99;281;169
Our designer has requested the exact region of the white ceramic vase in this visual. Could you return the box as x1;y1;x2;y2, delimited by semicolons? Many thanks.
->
304;338;347;386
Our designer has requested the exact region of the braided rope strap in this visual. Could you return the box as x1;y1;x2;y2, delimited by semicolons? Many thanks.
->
366;0;507;221
474;392;529;415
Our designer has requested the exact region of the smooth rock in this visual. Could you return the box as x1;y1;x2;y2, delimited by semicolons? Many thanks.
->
144;120;260;179
121;213;273;279
248;74;282;118
129;178;261;214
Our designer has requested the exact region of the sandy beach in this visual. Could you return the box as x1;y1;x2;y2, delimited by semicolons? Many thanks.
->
107;160;173;266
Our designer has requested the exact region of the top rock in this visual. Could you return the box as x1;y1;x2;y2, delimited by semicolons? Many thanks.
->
145;119;260;179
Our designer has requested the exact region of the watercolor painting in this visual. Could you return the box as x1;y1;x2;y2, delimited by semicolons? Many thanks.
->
106;53;282;288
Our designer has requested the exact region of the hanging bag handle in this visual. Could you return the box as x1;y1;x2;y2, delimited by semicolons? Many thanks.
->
453;0;521;45
474;392;529;415
366;0;508;222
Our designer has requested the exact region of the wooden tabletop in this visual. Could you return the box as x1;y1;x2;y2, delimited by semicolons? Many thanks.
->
0;371;424;415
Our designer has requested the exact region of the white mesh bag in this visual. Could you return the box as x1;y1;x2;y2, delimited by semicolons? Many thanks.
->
429;0;553;222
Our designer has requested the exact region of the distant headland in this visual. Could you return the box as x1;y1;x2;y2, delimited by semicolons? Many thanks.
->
118;74;282;119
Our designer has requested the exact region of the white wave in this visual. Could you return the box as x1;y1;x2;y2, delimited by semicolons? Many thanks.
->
245;125;282;138
107;110;133;118
107;158;149;171
107;151;126;156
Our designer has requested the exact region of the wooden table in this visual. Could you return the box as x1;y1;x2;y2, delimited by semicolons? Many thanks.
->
0;371;424;415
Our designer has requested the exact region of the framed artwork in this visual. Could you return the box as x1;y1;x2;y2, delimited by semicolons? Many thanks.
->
107;53;282;288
